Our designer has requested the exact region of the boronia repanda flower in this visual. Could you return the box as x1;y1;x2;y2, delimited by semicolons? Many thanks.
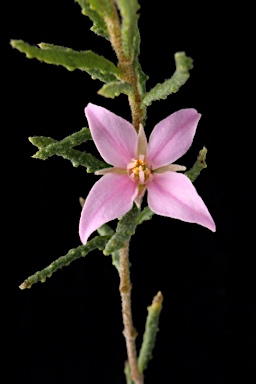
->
79;103;215;244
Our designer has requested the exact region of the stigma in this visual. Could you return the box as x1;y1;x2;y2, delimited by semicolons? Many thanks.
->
127;155;153;184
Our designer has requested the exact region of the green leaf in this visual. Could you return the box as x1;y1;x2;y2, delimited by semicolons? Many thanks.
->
75;0;109;39
97;224;120;272
185;147;207;182
141;52;193;107
124;361;134;384
33;128;92;150
86;0;114;17
97;223;115;236
132;18;148;99
104;204;140;255
136;206;154;225
98;81;133;98
86;68;118;83
11;40;120;82
29;129;108;173
115;0;140;58
138;292;163;373
111;250;121;272
30;128;91;152
19;236;111;289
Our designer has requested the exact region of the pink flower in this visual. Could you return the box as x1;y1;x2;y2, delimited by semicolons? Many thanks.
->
79;103;216;244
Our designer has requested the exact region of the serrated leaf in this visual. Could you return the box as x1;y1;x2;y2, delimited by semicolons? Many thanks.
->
136;206;154;225
138;292;163;373
19;235;111;289
86;0;114;17
115;0;140;58
11;40;121;82
97;223;115;236
111;250;121;272
185;147;207;182
30;128;92;152
98;81;133;98
133;26;148;99
141;52;193;107
86;68;118;83
104;204;140;255
29;129;108;173
124;362;134;384
97;224;120;273
75;0;109;39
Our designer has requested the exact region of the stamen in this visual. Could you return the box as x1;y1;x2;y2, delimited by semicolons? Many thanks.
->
127;162;135;170
127;157;152;184
139;169;145;183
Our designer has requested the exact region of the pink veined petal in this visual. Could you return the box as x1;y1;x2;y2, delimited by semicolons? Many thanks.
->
147;172;216;231
79;173;138;244
147;109;201;169
85;103;138;168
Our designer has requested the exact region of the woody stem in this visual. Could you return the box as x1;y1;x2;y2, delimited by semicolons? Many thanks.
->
104;1;144;132
104;3;145;383
119;241;144;384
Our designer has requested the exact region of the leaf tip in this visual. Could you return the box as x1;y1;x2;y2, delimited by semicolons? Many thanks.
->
151;291;163;310
19;281;29;290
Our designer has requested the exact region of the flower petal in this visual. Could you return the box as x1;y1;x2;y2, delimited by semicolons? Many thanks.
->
147;109;201;169
79;173;138;244
85;103;138;168
147;172;216;231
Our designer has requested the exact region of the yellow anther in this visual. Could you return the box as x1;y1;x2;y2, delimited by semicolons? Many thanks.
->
127;157;152;184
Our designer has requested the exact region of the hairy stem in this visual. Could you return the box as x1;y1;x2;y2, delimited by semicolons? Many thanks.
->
105;1;144;131
119;241;143;384
105;3;145;382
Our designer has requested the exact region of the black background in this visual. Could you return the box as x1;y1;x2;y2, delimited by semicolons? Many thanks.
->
5;1;254;383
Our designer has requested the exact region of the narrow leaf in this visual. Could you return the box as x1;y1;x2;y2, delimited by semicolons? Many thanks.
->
11;40;120;81
86;0;114;17
97;224;120;272
97;223;115;236
115;0;140;58
136;206;154;225
104;204;140;255
29;131;108;173
138;292;163;373
19;236;111;290
30;128;92;155
111;251;121;272
98;81;133;98
133;23;148;98
124;361;134;384
75;0;109;39
86;68;118;83
141;52;193;107
185;147;207;182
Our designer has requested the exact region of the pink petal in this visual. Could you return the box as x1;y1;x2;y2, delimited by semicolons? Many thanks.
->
147;109;201;169
85;103;138;168
79;173;138;244
147;172;216;231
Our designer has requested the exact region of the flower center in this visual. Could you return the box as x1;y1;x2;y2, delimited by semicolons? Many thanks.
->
127;155;153;184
